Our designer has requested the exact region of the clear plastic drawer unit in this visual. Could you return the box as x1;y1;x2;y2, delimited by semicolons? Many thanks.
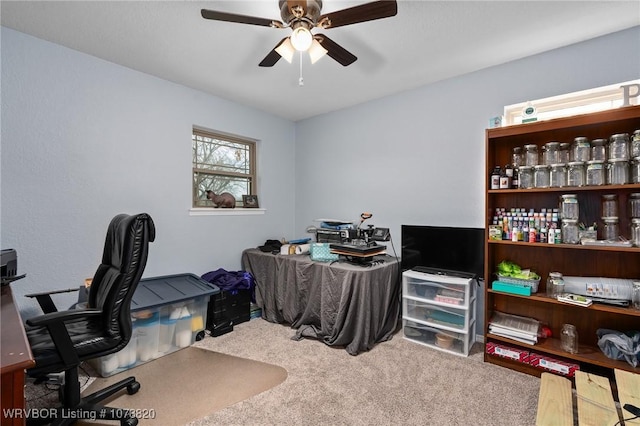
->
402;269;477;356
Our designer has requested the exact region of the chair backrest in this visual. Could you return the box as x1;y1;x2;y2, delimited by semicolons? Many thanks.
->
88;213;155;342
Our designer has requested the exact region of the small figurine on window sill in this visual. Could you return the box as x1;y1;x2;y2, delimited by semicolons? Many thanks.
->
206;190;236;208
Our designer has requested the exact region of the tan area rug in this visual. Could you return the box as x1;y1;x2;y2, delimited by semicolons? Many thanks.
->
80;346;287;425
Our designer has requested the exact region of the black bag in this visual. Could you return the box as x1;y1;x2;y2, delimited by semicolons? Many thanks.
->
258;239;282;253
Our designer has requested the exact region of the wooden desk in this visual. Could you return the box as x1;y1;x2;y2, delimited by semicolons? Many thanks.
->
1;285;35;425
241;248;401;355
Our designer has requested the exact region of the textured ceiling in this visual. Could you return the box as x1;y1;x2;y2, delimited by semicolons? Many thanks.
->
2;1;639;121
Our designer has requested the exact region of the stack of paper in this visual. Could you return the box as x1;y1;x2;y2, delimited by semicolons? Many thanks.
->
489;311;539;345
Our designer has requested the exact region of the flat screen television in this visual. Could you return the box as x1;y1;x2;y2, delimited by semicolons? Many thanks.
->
401;225;485;278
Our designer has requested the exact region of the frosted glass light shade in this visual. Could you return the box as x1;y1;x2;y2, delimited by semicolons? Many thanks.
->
290;27;313;51
275;38;295;63
308;39;327;64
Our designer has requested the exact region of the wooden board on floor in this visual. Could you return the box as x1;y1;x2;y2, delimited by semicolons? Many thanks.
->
615;369;640;426
536;372;574;426
575;371;619;426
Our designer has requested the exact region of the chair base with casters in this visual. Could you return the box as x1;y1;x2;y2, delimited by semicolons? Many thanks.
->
23;213;155;426
28;367;140;426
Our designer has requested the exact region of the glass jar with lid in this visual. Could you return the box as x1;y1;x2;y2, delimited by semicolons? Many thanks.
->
631;157;640;184
558;143;571;164
518;165;534;189
602;217;619;242
607;159;629;185
561;219;579;244
544;141;560;165
632;130;640;158
567;161;585;187
560;194;579;220
631;218;640;247
591;138;607;162
572;137;590;162
524;144;539;166
609;133;630;160
586;160;606;186
601;194;618;218
546;272;565;298
550;164;567;188
534;165;550;188
630;193;640;218
512;146;523;167
561;324;578;354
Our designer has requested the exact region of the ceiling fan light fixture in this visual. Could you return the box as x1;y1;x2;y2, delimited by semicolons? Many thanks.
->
290;26;313;51
308;39;328;64
275;38;295;63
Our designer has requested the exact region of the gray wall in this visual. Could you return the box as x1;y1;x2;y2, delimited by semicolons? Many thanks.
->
1;28;297;317
2;25;639;334
292;26;639;335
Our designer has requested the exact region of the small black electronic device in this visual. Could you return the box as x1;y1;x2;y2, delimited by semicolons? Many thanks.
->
624;404;640;417
1;248;26;286
372;227;390;241
316;228;350;243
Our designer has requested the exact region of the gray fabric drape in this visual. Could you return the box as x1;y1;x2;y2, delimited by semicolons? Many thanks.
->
241;249;401;355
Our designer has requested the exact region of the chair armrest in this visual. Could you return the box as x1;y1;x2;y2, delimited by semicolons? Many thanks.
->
26;308;102;368
25;308;101;327
24;287;79;314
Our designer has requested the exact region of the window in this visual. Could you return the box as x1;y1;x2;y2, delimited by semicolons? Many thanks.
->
503;79;640;126
192;128;257;208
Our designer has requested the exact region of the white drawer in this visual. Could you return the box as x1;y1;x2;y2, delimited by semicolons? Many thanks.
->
403;319;467;356
403;298;468;332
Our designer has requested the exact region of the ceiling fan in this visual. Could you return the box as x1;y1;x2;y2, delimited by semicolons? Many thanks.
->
201;0;398;67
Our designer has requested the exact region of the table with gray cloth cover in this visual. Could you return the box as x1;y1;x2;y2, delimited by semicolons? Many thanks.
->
241;248;401;355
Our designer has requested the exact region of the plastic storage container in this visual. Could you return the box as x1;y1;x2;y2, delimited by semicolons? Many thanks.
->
550;164;567;188
586;160;606;186
534;165;550;188
572;137;590;162
90;273;219;377
560;194;579;220
609;133;630;160
591;138;607;162
607;159;629;185
630;193;640;218
134;310;160;362
631;157;640;184
601;194;619;218
567;162;585;187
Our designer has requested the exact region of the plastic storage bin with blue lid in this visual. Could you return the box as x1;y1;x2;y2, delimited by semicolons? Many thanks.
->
91;273;219;377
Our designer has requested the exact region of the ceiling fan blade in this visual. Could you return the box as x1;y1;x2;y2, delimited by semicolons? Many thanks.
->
316;34;357;66
201;9;283;28
259;37;289;67
318;0;397;29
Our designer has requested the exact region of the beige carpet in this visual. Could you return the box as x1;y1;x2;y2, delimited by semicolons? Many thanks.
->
26;319;541;425
80;346;287;425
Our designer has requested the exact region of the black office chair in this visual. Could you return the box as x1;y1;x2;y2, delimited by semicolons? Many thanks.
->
24;213;155;426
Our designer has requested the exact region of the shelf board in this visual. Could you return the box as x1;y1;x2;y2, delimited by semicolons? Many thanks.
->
486;333;640;374
488;183;640;194
486;290;640;316
487;239;640;252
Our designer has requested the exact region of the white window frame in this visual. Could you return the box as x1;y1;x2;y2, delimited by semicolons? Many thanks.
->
189;127;264;216
504;79;640;126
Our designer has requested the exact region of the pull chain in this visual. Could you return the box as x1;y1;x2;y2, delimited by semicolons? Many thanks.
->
298;51;304;86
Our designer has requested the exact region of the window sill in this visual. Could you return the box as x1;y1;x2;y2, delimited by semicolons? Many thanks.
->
189;208;266;216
